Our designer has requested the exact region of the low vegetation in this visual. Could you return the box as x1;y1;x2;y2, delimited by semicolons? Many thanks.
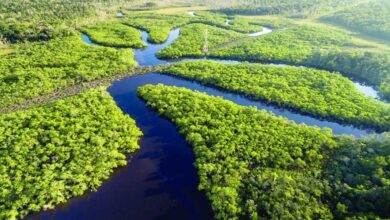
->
158;23;245;59
321;0;390;41
138;84;389;219
0;87;142;219
162;61;390;131
80;21;146;48
0;35;136;109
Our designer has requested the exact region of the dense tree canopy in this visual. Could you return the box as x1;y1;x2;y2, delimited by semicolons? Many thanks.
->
306;50;390;100
0;87;142;219
190;11;264;33
0;35;136;108
215;0;367;18
322;0;390;41
158;23;245;59
324;134;390;218
138;84;336;219
121;11;273;44
162;61;390;131
1;2;389;219
0;0;124;43
242;168;333;219
80;21;146;48
210;25;355;63
122;14;191;43
138;84;389;219
208;25;390;100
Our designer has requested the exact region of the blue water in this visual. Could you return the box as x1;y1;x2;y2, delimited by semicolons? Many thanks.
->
82;33;97;46
82;31;382;100
30;26;381;220
115;74;372;136
353;82;379;99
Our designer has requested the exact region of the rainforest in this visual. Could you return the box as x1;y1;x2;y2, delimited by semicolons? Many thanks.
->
0;0;389;219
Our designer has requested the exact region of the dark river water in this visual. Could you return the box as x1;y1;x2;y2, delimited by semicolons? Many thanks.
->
29;26;379;220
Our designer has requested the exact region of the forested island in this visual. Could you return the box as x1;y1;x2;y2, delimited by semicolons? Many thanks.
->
0;0;389;219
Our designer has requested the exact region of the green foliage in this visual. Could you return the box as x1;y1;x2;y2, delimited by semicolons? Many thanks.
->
242;168;333;219
138;84;336;219
215;0;366;18
0;35;137;108
210;25;354;63
190;11;264;33
306;50;390;101
209;25;390;100
0;0;104;42
158;23;245;59
324;134;390;218
138;84;389;219
380;82;390;100
0;87;142;219
80;21;146;48
162;61;390;131
0;21;69;43
236;16;294;29
122;14;190;43
121;12;270;45
322;0;390;41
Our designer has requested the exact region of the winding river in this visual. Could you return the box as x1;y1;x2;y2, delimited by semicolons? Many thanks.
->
30;26;379;220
